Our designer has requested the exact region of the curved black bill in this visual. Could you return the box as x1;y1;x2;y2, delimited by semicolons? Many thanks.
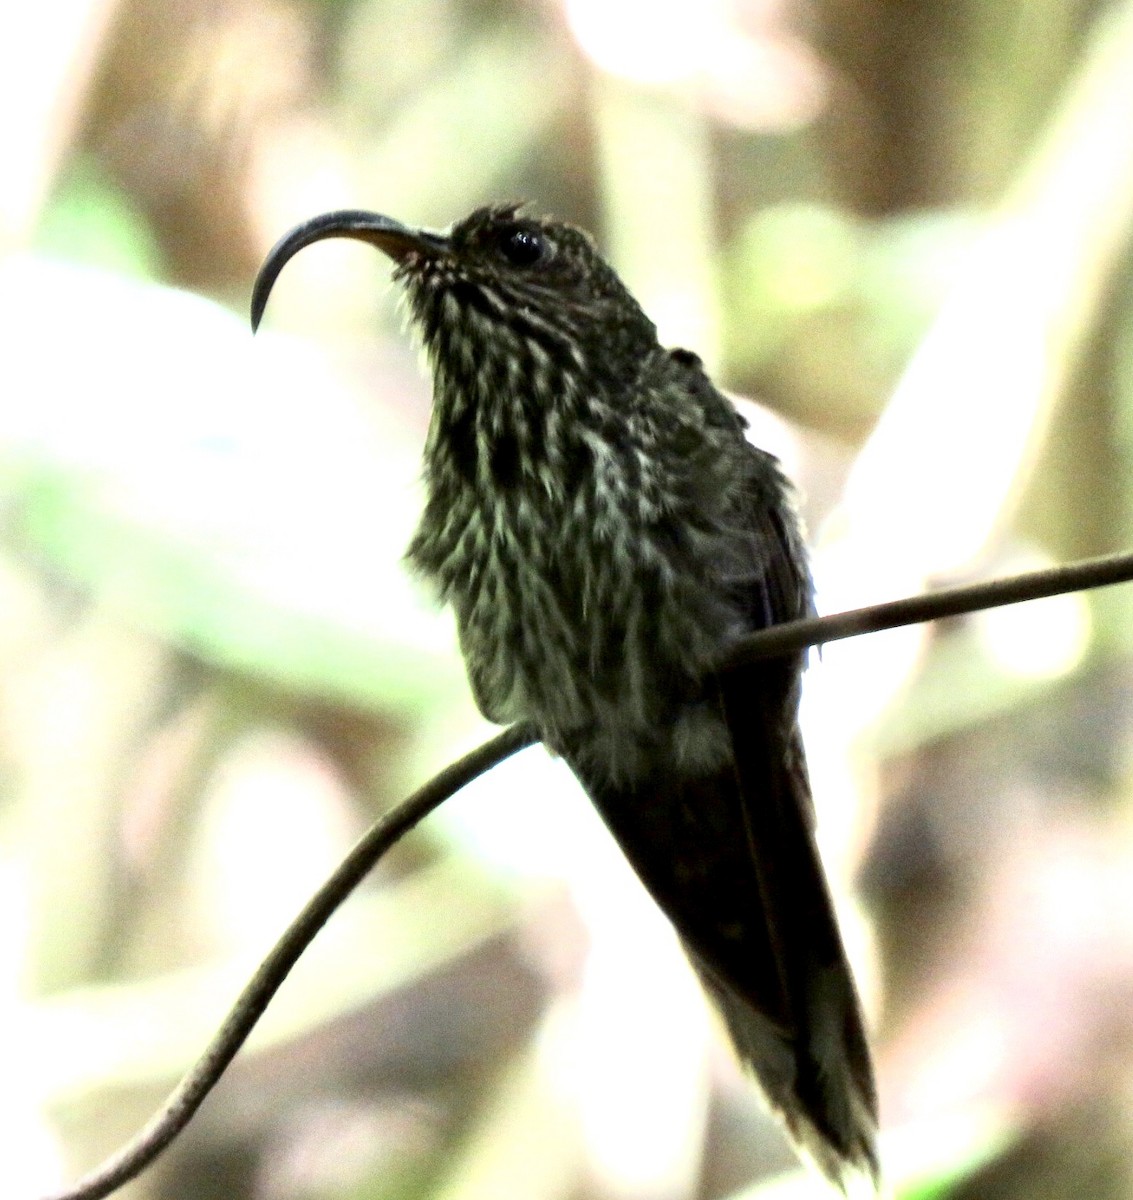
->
250;209;446;332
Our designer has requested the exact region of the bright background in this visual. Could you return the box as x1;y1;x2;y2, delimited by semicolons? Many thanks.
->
5;1;1133;1197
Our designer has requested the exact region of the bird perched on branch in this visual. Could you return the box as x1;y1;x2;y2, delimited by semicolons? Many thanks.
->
252;204;878;1188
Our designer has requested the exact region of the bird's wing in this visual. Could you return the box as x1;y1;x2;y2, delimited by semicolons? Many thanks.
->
701;442;878;1182
574;430;878;1185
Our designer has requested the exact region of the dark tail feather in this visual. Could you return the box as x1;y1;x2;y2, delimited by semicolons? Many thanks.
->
716;667;878;1187
690;945;877;1187
566;669;877;1189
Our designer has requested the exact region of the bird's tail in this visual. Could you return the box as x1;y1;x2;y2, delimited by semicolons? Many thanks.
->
711;670;877;1187
568;668;878;1189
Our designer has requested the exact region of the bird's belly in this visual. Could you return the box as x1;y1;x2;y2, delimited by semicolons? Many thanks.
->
453;543;740;780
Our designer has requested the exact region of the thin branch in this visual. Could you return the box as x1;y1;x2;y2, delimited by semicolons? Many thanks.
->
39;544;1133;1200
41;723;538;1200
719;547;1133;673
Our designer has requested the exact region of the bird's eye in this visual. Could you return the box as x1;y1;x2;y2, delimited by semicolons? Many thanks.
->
498;226;546;268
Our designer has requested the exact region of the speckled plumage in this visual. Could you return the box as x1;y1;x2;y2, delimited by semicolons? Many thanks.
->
252;204;879;1188
403;210;793;772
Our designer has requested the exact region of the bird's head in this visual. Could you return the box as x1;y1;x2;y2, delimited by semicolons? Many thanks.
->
251;204;659;403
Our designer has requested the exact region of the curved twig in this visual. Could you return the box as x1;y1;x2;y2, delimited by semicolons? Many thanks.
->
40;544;1133;1200
41;723;538;1200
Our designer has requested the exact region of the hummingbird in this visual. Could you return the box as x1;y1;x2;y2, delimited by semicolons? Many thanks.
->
251;204;878;1187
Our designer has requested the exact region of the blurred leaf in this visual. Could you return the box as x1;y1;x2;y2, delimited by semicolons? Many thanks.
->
338;0;457;111
24;855;517;1106
0;255;465;715
350;24;570;226
429;1032;581;1200
728;1105;1015;1200
869;569;1092;757
886;1106;1017;1200
33;157;162;279
811;0;1133;763
592;77;720;362
724;205;977;433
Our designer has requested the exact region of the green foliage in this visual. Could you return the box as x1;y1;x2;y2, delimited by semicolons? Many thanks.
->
34;157;162;280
